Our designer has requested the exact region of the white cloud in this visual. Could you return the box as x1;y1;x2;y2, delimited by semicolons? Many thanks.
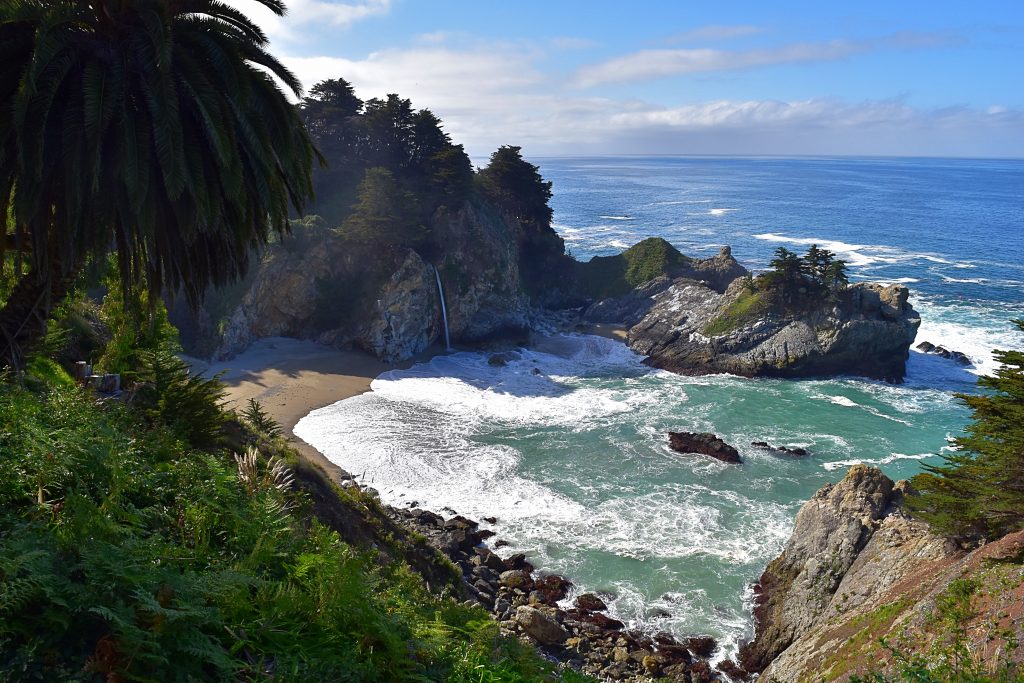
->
277;43;1024;158
573;39;869;88
571;32;959;88
223;0;391;44
665;24;765;44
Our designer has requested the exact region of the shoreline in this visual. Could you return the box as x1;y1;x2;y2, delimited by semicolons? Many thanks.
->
200;337;436;483
204;326;629;483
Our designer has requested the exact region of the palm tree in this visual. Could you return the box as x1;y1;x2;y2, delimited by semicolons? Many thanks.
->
0;0;317;366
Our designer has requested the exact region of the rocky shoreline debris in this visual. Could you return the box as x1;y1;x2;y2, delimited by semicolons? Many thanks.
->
389;506;737;682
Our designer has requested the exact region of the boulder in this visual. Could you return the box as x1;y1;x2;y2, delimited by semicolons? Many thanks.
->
668;431;742;464
681;635;717;658
499;569;534;590
515;606;568;645
574;593;608;612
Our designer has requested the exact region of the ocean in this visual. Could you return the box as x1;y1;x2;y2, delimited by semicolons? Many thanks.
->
295;156;1024;660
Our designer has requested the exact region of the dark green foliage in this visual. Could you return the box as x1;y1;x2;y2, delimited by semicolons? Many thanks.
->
476;146;569;296
300;83;473;229
341;167;429;248
0;376;590;682
758;245;849;300
241;398;282;439
907;320;1024;541
477;145;554;231
130;351;227;450
575;237;690;300
0;0;317;365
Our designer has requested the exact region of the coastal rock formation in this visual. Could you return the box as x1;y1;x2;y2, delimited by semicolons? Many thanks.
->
668;431;742;464
173;200;530;361
739;465;1024;682
628;277;921;381
582;244;749;325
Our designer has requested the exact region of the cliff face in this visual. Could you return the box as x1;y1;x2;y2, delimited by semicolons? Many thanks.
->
627;277;921;381
739;465;1024;682
175;199;529;362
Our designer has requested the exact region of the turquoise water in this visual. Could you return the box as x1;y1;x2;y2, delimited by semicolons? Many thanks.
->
296;156;1024;659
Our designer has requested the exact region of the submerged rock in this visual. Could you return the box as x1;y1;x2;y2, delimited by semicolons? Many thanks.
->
751;441;809;457
668;431;742;464
917;340;972;366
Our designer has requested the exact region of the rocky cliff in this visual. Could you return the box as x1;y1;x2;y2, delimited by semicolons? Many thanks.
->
173;200;530;362
627;276;921;381
737;465;1024;682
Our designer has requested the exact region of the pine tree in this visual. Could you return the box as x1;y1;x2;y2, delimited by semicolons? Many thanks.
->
907;320;1024;541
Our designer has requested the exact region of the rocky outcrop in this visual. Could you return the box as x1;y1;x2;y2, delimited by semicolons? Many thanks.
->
582;245;749;325
668;431;742;464
738;465;1024;682
173;200;530;362
628;277;921;381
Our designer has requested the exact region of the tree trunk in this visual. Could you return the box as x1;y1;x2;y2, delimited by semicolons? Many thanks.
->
0;256;84;369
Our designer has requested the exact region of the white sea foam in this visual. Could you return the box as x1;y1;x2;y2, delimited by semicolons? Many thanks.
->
752;233;888;268
751;232;980;272
940;276;989;284
910;297;1024;379
823;452;936;472
709;208;736;216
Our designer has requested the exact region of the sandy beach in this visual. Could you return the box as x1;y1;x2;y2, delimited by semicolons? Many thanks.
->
197;337;429;482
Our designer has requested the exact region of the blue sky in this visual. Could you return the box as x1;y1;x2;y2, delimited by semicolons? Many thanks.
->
229;0;1024;157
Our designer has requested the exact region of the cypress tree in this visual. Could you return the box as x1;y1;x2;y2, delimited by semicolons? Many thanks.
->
907;320;1024;541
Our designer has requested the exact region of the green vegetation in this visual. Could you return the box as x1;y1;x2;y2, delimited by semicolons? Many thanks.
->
341;168;429;247
701;245;849;336
703;289;772;336
0;313;592;681
299;82;474;233
0;0;316;366
850;576;1022;682
476;146;569;298
575;237;690;300
759;245;849;299
907;320;1024;541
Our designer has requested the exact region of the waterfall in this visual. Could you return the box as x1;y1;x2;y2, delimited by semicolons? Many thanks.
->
432;265;452;351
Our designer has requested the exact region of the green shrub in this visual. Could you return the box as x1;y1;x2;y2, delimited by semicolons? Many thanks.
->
0;377;591;682
131;351;227;450
703;289;773;336
575;237;690;300
907;320;1024;541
